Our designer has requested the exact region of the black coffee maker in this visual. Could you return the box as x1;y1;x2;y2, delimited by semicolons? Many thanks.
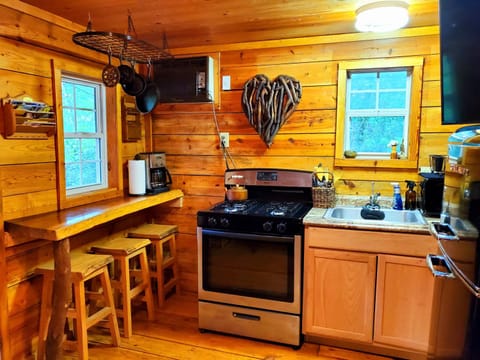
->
134;152;172;194
419;155;446;217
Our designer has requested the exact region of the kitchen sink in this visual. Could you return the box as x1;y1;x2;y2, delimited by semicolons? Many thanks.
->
323;206;427;226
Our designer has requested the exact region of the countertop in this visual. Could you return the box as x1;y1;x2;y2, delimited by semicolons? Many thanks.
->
304;205;478;239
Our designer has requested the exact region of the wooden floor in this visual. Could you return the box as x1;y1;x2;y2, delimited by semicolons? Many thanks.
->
64;293;393;360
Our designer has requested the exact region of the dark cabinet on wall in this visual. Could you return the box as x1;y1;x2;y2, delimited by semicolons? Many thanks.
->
153;56;214;103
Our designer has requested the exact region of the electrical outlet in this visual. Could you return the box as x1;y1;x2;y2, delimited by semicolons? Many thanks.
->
220;132;229;148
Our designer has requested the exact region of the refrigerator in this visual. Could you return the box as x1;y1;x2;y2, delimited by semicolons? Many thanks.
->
427;125;480;359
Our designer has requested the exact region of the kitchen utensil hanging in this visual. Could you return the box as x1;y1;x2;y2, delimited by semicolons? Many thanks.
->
102;50;120;87
135;62;160;114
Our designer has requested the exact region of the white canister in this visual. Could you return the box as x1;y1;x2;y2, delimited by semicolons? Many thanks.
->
128;159;146;195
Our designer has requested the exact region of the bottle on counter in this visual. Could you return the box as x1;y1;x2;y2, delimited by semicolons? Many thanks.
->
391;182;403;210
405;180;417;210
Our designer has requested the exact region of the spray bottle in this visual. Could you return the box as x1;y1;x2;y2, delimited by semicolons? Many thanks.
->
404;180;417;210
391;182;403;210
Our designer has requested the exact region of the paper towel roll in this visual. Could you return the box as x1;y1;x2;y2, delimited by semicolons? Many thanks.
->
128;160;146;195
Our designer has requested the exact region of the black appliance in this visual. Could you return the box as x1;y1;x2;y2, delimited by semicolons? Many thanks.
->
134;152;172;194
419;172;444;217
440;0;480;125
197;168;313;348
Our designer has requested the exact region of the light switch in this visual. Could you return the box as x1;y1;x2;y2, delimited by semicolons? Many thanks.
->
222;75;231;90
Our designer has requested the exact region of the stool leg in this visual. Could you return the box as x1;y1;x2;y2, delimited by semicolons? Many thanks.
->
37;275;53;360
139;250;155;320
119;256;132;338
99;267;120;346
154;240;164;307
73;280;88;360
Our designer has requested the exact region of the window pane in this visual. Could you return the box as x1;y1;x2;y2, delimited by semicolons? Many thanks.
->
81;139;100;161
64;139;80;162
63;108;76;132
77;110;97;133
62;82;74;107
75;85;96;109
82;162;101;186
379;71;407;89
379;91;406;108
65;163;81;188
350;92;376;109
350;72;377;90
349;116;405;152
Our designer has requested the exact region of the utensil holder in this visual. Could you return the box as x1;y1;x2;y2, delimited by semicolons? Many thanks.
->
312;172;335;208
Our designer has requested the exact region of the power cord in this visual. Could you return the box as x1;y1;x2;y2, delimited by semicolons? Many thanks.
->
210;96;236;170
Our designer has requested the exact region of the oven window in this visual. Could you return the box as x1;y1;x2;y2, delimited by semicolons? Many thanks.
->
202;231;294;302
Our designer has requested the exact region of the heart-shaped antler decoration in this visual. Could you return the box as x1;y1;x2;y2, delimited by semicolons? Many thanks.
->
241;74;302;147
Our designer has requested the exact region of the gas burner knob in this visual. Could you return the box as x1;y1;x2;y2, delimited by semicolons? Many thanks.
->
276;222;287;233
263;221;273;232
220;217;230;228
207;217;217;227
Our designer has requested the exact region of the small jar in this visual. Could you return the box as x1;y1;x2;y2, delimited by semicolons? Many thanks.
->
390;144;398;159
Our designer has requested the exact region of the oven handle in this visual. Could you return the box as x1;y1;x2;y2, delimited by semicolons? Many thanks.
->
201;229;295;243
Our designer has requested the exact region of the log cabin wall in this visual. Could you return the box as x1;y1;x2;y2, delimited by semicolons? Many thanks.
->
0;1;466;359
152;27;464;295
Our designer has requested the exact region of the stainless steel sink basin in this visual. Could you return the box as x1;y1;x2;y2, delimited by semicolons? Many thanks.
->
323;206;427;226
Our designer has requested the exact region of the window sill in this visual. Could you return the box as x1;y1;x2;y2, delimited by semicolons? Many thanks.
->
334;158;418;169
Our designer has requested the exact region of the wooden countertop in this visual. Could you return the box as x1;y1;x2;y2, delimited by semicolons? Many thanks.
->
5;189;183;241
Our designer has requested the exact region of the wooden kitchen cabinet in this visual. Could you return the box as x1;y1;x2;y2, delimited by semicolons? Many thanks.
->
374;254;435;352
303;226;437;358
303;248;376;342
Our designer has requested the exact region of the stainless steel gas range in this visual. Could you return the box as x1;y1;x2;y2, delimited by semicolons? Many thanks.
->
196;168;313;348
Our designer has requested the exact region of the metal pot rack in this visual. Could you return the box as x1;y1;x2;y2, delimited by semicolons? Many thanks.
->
72;14;173;64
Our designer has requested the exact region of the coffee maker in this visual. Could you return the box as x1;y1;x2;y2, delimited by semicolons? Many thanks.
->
134;152;172;194
419;155;447;217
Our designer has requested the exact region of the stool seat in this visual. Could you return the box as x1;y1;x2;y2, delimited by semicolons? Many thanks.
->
90;236;155;338
127;223;179;307
36;252;120;360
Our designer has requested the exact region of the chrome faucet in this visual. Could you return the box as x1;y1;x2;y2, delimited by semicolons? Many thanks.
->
367;181;381;209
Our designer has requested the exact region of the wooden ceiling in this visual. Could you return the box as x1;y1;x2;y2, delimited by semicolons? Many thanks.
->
20;0;439;50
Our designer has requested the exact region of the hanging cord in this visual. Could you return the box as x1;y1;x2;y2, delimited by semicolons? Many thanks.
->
211;101;236;170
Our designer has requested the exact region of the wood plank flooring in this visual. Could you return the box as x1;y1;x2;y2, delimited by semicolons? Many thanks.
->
65;294;393;360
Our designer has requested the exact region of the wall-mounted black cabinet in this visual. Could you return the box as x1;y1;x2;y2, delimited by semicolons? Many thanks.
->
153;56;214;103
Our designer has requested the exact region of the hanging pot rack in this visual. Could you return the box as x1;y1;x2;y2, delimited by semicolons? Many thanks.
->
72;13;173;64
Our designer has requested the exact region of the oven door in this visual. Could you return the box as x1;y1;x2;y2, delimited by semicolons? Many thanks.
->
197;227;301;314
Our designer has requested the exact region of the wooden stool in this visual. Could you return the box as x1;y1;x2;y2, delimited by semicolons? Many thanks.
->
90;236;155;338
36;252;120;360
127;224;179;307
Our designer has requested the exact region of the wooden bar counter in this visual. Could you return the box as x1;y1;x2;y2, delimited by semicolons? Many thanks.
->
5;189;183;360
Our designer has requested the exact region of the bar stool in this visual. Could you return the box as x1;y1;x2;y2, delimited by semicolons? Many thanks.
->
35;252;120;360
127;224;179;307
89;236;155;338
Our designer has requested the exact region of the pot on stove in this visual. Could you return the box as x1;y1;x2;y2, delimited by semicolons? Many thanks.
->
226;184;248;201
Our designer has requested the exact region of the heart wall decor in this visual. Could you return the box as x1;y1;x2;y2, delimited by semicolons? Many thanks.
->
241;74;302;147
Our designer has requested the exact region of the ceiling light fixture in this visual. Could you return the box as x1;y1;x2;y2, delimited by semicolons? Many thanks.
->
355;0;409;33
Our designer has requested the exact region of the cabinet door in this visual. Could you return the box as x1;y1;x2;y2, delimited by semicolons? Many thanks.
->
303;248;376;342
374;254;435;351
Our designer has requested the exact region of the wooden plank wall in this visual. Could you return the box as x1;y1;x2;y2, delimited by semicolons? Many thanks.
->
151;28;466;295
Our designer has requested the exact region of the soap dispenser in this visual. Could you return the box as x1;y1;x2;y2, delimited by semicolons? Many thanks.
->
405;180;417;210
391;182;403;210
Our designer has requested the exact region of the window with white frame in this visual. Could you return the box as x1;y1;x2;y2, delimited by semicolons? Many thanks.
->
61;76;108;195
334;57;424;169
345;69;411;158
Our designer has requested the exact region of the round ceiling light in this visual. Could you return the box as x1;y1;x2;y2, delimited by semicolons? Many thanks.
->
355;0;409;33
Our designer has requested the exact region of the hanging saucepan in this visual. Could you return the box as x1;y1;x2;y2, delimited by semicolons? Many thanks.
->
118;56;134;86
102;51;120;87
121;61;146;96
135;62;160;114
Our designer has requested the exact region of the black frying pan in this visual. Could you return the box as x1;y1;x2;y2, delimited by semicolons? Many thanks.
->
135;63;160;114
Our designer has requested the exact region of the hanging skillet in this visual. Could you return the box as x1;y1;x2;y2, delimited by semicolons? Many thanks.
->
121;61;146;96
135;62;160;114
102;51;120;87
118;56;134;86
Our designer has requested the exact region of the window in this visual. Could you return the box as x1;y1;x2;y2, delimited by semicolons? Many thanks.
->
335;57;424;169
61;76;108;195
